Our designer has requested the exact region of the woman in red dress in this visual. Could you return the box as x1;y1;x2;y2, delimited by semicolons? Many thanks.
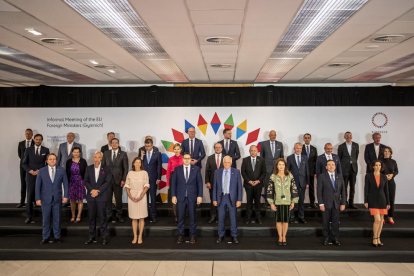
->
166;143;183;223
364;160;390;247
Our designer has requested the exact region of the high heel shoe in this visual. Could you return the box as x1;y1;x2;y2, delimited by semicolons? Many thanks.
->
131;237;138;244
388;218;395;225
75;217;81;223
377;238;384;247
372;237;378;247
70;217;75;223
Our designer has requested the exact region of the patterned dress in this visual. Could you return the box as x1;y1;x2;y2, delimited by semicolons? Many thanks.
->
69;162;86;201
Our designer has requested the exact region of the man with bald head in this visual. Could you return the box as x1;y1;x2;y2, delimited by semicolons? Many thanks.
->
260;130;284;184
241;145;266;224
57;132;82;169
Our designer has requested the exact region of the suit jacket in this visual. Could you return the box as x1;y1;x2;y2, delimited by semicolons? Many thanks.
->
364;143;386;172
260;140;284;174
83;164;112;202
171;165;203;201
22;145;49;172
102;149;128;184
66;158;87;181
240;156;267;187
138;145;159;160
212;168;243;206
218;139;240;168
338;142;359;175
364;173;389;208
101;144;110;153
287;154;309;188
315;153;342;176
181;138;206;168
205;153;224;185
57;142;82;168
142;148;162;183
35;166;68;204
18;140;34;164
317;172;346;209
302;144;317;175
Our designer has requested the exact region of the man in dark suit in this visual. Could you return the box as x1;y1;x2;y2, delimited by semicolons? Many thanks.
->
142;138;162;222
138;135;158;160
100;132;115;153
287;143;309;224
317;160;346;246
241;145;266;224
181;127;206;168
84;151;112;245
302;133;318;208
57;132;82;168
17;128;34;208
218;129;240;168
102;138;128;223
213;156;243;244
364;132;386;173
205;142;224;223
22;134;49;224
171;153;203;244
316;143;342;177
338;132;359;209
260;130;284;183
35;153;68;244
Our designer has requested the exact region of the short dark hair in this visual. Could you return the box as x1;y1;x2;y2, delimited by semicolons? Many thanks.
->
111;138;119;143
25;128;33;132
144;138;153;145
131;157;143;171
34;134;43;140
107;132;115;137
223;129;231;135
326;159;336;165
46;153;57;159
371;159;383;172
304;133;311;138
71;146;82;154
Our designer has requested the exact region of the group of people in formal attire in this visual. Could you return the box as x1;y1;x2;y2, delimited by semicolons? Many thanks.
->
17;127;398;247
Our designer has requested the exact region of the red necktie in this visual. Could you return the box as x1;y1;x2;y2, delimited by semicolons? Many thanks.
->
216;154;220;169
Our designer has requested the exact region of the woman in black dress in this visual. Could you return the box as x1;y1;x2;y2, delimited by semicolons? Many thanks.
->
382;146;398;225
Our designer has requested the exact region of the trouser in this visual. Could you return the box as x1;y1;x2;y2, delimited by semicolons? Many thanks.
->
308;174;316;204
19;166;27;204
26;173;37;219
41;198;62;240
208;188;217;219
147;181;158;219
322;206;340;241
88;200;108;239
343;169;357;204
387;180;396;218
244;184;262;219
177;197;197;236
106;181;123;219
218;194;238;238
293;185;306;219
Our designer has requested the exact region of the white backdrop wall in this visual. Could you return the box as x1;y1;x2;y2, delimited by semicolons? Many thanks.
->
0;107;411;204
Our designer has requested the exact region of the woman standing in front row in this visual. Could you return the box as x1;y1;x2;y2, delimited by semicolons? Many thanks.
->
364;160;390;247
267;158;298;246
125;157;150;244
382;146;398;224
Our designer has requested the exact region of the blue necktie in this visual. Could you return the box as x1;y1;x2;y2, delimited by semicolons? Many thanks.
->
330;174;336;189
297;155;301;168
224;170;229;194
185;166;189;182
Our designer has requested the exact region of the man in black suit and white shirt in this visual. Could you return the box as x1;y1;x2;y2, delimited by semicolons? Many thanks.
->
260;130;284;183
241;145;267;224
100;132;115;153
22;134;49;224
364;132;386;173
17;128;34;208
316;143;342;177
205;142;224;223
102;138;128;223
317;160;346;246
302;133;318;208
218;129;240;168
338;132;359;209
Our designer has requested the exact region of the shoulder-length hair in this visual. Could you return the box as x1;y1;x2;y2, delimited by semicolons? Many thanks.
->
273;158;289;176
131;157;143;171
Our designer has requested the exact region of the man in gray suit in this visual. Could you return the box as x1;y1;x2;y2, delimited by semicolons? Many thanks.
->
338;132;359;209
260;130;284;184
57;132;82;169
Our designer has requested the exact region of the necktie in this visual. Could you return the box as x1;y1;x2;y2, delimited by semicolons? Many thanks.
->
36;147;39;156
306;145;310;157
330;174;336;189
225;140;229;153
216;154;220;169
26;141;29;148
185;166;189;182
112;151;116;162
147;151;151;164
297;155;301;167
224;170;229;194
271;142;275;157
252;158;256;171
51;167;55;182
190;139;194;155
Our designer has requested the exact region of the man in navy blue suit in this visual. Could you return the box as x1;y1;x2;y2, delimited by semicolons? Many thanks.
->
213;156;243;244
287;143;309;224
316;143;342;178
35;153;68;244
218;129;240;168
84;151;112;245
142;138;162;222
171;153;203;244
181;127;206;168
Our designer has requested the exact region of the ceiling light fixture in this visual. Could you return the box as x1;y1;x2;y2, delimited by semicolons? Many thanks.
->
108;69;116;74
25;28;43;36
89;59;99;65
64;0;188;82
256;0;368;82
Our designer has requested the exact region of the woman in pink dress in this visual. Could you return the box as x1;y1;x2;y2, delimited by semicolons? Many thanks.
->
166;143;183;223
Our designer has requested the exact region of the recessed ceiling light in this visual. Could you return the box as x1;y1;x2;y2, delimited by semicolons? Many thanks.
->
365;44;379;49
327;62;352;68
63;47;77;51
372;34;406;43
89;59;99;65
210;64;232;68
108;69;116;74
25;28;42;36
40;38;72;46
205;37;234;44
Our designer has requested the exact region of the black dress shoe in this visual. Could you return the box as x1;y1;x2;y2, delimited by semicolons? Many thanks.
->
40;239;50;245
313;203;319;209
176;235;184;244
25;218;34;224
84;238;97;245
208;217;216;224
54;238;62;244
189;236;196;244
298;218;307;224
232;237;239;244
257;218;263;225
150;218;157;223
216;236;224;244
117;217;125;223
245;219;251;225
102;239;109;245
323;239;332;246
333;240;341;246
278;241;283;246
16;203;25;208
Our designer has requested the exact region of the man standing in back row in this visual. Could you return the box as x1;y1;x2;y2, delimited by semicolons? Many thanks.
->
302;133;318;208
218;129;240;168
181;127;206;168
364;132;386;173
17;128;34;208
